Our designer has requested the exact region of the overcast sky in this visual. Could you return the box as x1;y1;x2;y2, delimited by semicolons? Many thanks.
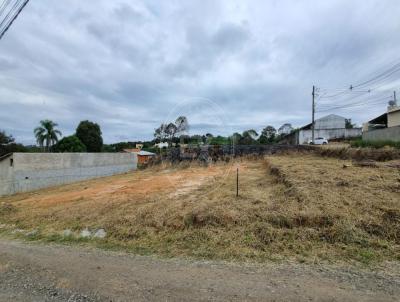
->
1;0;400;144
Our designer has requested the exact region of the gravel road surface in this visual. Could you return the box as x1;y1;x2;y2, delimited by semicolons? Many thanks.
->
0;239;399;301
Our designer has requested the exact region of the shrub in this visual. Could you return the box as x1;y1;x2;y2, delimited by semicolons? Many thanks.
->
350;139;400;149
53;135;86;152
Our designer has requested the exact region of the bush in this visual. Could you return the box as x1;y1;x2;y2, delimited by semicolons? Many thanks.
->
53;135;86;152
351;139;400;149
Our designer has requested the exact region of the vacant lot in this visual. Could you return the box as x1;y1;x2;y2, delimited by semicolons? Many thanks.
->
0;154;399;264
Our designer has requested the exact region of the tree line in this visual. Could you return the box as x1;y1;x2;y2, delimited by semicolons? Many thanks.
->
153;118;294;146
1;117;294;157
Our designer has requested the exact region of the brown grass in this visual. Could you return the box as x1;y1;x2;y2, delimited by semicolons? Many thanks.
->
0;154;399;265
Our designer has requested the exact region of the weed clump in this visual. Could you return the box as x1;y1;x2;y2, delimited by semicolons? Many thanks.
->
0;202;17;215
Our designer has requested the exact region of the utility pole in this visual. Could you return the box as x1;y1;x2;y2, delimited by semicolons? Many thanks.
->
312;85;315;144
394;91;397;105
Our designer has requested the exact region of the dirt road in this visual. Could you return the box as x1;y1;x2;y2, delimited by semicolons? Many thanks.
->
0;239;399;301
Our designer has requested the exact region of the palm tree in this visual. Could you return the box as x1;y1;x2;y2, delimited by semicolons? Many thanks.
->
34;120;62;152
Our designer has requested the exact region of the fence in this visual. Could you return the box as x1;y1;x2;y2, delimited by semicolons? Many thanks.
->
158;145;313;163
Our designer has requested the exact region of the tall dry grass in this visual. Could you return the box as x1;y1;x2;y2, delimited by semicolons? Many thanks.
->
0;154;399;264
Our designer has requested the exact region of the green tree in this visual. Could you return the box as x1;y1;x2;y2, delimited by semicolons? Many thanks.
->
165;123;178;143
0;130;14;145
34;120;62;151
53;135;86;152
154;123;168;142
175;116;189;135
76;120;103;152
259;126;276;144
0;130;27;156
230;132;242;145
240;129;258;145
345;119;355;129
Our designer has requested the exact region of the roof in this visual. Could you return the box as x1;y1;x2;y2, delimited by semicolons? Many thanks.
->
318;114;346;120
299;114;347;130
368;112;387;125
123;148;141;153
137;150;156;156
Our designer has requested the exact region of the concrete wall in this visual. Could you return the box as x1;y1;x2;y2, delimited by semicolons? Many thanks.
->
299;128;362;144
0;153;137;196
362;126;400;142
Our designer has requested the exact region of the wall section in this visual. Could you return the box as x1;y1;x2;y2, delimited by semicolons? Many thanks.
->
0;153;137;196
362;126;400;142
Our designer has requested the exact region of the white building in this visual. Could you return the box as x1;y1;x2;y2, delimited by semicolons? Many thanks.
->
280;114;362;145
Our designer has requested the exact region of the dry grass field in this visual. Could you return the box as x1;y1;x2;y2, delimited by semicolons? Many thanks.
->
0;153;399;265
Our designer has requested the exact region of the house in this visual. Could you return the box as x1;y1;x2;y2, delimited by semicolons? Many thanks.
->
136;150;156;164
135;143;144;150
279;114;362;145
362;102;400;142
123;148;156;164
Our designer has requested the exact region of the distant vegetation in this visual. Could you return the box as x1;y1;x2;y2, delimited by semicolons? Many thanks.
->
0;130;26;156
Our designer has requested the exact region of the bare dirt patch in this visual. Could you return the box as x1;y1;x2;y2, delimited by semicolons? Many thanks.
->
0;155;399;265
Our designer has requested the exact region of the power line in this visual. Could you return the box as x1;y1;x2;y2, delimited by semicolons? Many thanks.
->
316;95;392;112
0;0;12;16
316;59;400;106
318;88;371;99
351;62;400;89
0;0;21;30
0;0;29;41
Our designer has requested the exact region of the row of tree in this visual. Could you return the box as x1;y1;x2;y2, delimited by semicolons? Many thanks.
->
154;116;189;143
33;119;103;152
153;117;294;146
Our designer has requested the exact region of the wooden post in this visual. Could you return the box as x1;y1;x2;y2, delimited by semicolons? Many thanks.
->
236;167;239;197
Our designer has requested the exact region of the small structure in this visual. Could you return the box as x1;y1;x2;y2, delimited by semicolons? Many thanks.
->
362;102;400;142
137;150;156;164
135;143;143;150
279;114;362;145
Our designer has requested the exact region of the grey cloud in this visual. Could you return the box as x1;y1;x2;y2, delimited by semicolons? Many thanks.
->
211;22;250;51
165;22;250;78
1;0;400;144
